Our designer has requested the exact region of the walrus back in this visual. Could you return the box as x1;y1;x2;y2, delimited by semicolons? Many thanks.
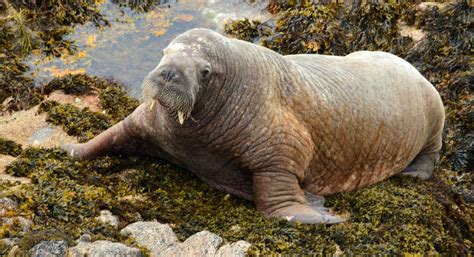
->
284;51;444;194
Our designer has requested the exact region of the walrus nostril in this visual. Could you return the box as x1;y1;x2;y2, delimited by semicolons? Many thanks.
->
159;68;179;82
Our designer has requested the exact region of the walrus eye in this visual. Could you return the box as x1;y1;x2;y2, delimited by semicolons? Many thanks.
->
201;68;210;79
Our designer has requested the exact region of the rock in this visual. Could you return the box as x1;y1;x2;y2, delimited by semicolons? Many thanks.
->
0;237;20;247
215;241;251;257
1;216;33;233
77;234;92;243
162;231;223;257
120;221;178;255
121;221;251;257
67;240;142;257
0;197;18;216
28;240;68;257
96;210;120;229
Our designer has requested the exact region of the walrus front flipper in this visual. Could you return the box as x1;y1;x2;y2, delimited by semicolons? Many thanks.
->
61;107;149;161
62;119;133;160
253;172;345;224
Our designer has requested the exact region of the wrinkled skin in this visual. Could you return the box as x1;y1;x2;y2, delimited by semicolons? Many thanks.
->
63;28;445;224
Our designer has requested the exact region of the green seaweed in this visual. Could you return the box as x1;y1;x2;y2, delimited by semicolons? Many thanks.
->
0;138;23;156
224;18;262;42
38;101;111;142
98;83;139;122
0;0;107;113
3;144;472;255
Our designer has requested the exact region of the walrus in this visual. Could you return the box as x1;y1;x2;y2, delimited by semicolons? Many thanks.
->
63;28;445;224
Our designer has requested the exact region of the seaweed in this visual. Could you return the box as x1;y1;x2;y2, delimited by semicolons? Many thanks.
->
42;74;139;123
224;18;262;42
98;84;139;123
398;2;473;197
38;101;112;142
0;0;107;113
229;2;413;57
0;138;23;156
3;144;472;255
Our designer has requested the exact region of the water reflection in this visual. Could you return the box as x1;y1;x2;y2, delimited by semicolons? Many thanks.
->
25;0;269;99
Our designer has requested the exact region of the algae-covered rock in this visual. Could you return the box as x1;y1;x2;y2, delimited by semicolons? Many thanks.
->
28;240;68;257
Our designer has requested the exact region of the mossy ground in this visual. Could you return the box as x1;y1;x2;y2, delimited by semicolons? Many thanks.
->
0;0;472;256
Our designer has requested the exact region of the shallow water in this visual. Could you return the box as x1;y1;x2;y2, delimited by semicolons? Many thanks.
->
25;0;270;98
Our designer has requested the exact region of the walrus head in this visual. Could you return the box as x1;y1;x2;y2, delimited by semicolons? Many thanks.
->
142;28;222;125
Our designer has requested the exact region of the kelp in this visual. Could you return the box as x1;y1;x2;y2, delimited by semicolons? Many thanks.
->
243;2;413;56
404;2;473;191
0;0;107;113
0;138;22;156
38;101;112;142
110;0;164;12
2;146;472;255
224;18;262;43
42;74;140;122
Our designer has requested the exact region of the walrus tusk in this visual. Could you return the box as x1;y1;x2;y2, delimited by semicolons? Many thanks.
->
178;111;185;125
149;101;156;110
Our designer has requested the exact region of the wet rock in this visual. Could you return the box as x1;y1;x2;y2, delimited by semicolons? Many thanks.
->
215;241;251;257
121;221;251;257
0;197;18;216
67;240;142;257
28;240;68;257
120;221;178;255
96;210;119;229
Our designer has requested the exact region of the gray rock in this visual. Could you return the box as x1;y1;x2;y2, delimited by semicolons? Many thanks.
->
215;241;251;257
67;240;142;257
121;221;251;257
120;221;178;256
0;237;20;247
0;198;18;217
77;234;91;243
164;231;223;257
1;216;32;233
96;210;120;229
28;240;68;257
